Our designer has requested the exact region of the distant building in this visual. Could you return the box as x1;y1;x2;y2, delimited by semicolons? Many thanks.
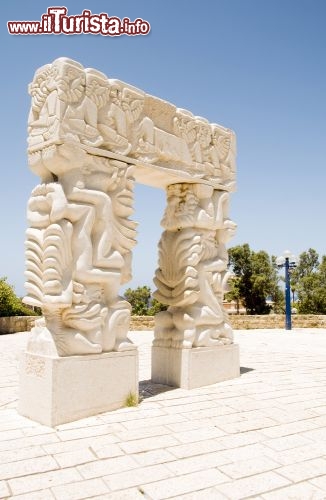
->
223;300;246;315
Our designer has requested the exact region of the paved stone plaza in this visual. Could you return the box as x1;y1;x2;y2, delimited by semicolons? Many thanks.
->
1;329;326;499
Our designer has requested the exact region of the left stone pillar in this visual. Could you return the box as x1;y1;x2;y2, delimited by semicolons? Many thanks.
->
19;59;138;426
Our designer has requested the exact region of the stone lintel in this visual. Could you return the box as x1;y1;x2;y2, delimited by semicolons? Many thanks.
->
27;57;236;191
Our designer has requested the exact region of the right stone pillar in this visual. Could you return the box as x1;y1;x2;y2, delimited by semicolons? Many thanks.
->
151;183;240;389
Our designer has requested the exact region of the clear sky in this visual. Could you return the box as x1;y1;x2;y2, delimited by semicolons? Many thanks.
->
1;0;326;297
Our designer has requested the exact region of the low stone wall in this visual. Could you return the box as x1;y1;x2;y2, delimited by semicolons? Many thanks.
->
230;314;326;330
130;315;326;330
2;314;326;335
0;316;38;334
0;315;154;334
2;316;154;334
130;316;155;331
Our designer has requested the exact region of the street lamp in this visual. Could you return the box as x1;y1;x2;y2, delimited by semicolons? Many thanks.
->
276;250;297;330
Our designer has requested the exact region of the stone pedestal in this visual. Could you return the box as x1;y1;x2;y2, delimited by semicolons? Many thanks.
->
19;350;138;427
151;344;240;389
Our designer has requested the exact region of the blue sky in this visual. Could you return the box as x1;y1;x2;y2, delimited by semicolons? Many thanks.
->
1;0;326;297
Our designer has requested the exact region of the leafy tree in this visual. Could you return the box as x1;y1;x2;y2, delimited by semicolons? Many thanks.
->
123;248;326;316
228;244;281;314
226;275;242;313
291;248;319;282
269;255;285;313
148;298;168;316
123;286;167;316
124;286;151;315
296;254;326;313
0;277;37;317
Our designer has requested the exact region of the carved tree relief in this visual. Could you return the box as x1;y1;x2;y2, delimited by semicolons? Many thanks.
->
153;184;237;348
24;153;137;356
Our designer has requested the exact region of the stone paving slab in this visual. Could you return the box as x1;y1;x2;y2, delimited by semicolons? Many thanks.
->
0;329;326;499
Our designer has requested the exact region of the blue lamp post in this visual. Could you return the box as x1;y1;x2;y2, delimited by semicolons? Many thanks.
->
276;250;297;331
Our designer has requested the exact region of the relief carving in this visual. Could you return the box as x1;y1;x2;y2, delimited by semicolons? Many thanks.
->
25;355;46;378
25;58;237;358
153;183;236;348
27;58;236;190
24;154;137;356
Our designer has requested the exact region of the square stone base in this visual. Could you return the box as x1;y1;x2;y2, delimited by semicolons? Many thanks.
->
19;350;138;427
151;344;240;389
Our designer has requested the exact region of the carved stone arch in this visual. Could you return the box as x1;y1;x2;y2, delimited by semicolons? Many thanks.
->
20;58;239;426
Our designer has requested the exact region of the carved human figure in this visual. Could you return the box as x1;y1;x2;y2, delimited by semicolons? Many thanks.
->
193;118;216;174
28;65;61;149
210;124;236;186
122;88;159;158
153;183;236;349
60;67;103;148
95;81;132;154
174;109;201;164
24;159;137;356
28;58;101;149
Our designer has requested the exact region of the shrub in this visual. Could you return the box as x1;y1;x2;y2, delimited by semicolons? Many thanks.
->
0;277;38;317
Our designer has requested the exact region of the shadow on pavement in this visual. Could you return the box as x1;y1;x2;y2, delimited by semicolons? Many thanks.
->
240;366;255;374
139;380;175;400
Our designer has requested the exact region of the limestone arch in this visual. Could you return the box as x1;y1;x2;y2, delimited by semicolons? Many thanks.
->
22;58;240;422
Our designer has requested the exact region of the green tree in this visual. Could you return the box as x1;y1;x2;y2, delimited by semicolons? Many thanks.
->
296;254;326;313
124;286;168;315
225;275;241;313
124;286;151;315
270;255;285;313
148;297;168;316
0;277;37;317
228;244;281;314
291;248;319;282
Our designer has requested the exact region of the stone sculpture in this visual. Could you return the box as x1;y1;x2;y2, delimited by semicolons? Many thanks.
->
24;154;137;356
153;184;236;349
22;57;238;408
27;57;236;188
